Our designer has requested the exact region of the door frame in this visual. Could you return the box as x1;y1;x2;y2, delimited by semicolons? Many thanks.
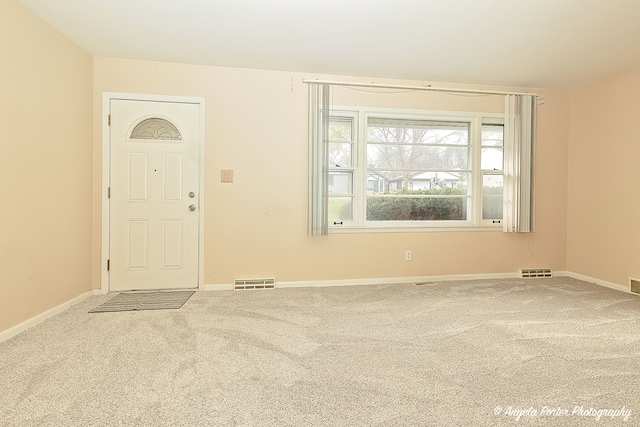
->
101;93;206;293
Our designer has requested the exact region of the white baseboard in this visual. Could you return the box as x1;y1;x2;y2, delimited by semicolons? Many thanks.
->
277;272;520;289
203;284;234;291
564;271;630;293
204;272;520;292
204;271;636;294
0;289;99;344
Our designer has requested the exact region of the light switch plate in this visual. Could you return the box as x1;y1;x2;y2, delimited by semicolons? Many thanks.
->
221;169;234;183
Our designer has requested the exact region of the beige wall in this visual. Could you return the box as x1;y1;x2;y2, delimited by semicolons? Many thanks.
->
0;0;93;332
568;65;640;286
93;58;570;287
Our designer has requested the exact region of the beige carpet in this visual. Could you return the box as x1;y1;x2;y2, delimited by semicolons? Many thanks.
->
1;277;638;426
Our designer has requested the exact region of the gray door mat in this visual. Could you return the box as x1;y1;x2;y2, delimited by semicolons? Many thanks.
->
89;290;195;313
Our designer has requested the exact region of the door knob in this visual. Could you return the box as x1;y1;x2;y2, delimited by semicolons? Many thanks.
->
188;204;197;211
188;192;196;198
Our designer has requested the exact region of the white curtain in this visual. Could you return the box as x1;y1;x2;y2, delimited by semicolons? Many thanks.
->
503;94;536;233
308;83;331;236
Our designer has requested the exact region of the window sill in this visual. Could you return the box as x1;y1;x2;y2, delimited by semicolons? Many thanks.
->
328;224;503;234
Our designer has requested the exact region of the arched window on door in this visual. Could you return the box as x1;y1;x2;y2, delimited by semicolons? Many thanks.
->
130;118;182;141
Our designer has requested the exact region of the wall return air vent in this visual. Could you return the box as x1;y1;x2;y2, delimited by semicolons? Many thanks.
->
234;278;276;290
520;268;552;278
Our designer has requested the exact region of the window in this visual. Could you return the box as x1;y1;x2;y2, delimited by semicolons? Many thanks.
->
130;117;182;140
327;107;504;231
308;82;535;235
328;115;356;224
366;117;470;222
481;123;504;224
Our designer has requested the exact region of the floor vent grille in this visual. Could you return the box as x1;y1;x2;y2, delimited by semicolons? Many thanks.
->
234;278;275;290
413;281;437;286
520;268;552;278
629;277;640;295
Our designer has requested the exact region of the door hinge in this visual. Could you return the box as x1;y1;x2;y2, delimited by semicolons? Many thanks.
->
107;259;110;271
108;114;111;126
108;187;110;198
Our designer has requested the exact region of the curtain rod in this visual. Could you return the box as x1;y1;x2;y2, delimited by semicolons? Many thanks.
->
302;79;540;97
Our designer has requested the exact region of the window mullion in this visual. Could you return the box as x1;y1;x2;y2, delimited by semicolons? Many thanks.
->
355;110;366;227
471;117;483;226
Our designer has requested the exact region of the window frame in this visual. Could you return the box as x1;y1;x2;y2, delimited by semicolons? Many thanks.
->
479;119;505;227
327;111;359;227
328;106;504;233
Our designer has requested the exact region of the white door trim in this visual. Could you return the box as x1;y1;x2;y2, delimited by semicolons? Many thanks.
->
101;93;206;294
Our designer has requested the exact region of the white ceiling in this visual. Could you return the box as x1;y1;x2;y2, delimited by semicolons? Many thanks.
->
21;0;640;89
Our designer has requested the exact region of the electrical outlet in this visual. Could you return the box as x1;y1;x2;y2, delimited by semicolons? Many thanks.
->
405;250;412;261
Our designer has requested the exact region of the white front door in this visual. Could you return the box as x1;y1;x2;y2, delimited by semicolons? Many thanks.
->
109;99;201;291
